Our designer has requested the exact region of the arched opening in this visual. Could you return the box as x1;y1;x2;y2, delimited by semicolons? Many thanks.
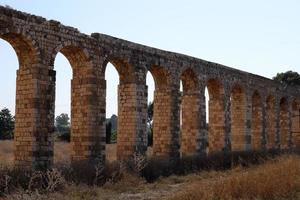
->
146;71;155;156
230;85;246;151
53;52;72;165
104;58;146;161
279;97;289;149
179;80;183;153
150;65;178;157
180;68;200;156
206;79;225;153
0;38;18;165
251;91;263;150
266;95;276;149
291;99;300;148
105;62;119;162
205;87;209;124
53;45;95;163
0;32;39;167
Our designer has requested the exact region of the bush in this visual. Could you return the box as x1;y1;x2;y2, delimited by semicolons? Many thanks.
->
141;149;283;182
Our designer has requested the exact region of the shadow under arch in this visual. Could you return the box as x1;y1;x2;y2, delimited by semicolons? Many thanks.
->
102;57;137;84
148;65;172;91
206;78;225;153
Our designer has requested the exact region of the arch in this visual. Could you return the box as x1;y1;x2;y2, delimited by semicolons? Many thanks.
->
53;53;72;165
103;58;148;160
0;38;18;117
52;44;92;75
207;79;224;100
291;98;300;148
104;62;119;161
0;38;18;164
251;91;263;150
108;59;137;160
103;58;137;84
230;84;246;151
180;68;199;94
266;95;276;148
146;72;155;148
180;68;201;156
279;97;289;149
52;44;96;162
149;65;178;157
0;30;40;68
0;30;41;168
149;65;172;91
206;79;225;153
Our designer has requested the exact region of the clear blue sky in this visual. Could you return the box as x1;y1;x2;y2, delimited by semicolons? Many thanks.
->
0;0;299;117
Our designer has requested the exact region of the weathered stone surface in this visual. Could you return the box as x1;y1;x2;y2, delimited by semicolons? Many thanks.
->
0;6;299;169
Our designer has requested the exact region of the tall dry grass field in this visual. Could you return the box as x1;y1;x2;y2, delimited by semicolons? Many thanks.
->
169;155;300;200
0;140;14;165
3;155;300;200
1;140;300;199
0;140;118;164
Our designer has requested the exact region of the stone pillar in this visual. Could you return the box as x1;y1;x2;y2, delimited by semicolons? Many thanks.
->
208;91;225;153
287;99;293;148
231;86;246;151
251;92;263;150
181;90;201;156
198;85;208;154
266;96;276;149
274;97;281;149
116;83;148;159
279;98;289;149
266;97;275;148
14;65;54;169
261;96;267;149
244;91;252;151
224;87;231;152
70;75;104;162
153;84;180;159
292;100;300;148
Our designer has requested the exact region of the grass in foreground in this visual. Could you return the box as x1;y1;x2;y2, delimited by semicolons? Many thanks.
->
2;155;300;200
168;155;300;200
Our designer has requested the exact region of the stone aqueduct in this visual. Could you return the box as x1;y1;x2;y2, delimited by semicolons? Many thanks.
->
0;6;300;169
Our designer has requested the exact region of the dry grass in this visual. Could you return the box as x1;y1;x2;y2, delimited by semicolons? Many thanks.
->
0;140;14;165
5;155;300;200
168;155;300;200
0;141;119;164
0;141;150;165
1;140;300;199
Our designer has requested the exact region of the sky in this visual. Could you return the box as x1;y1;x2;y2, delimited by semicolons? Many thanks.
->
0;0;299;118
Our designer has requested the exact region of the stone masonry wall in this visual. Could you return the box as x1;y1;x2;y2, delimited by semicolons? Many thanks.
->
0;6;299;169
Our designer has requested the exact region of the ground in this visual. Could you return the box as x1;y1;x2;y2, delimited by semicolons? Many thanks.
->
1;141;300;200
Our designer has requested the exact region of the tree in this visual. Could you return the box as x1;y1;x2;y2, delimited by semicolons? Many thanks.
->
273;70;300;86
147;101;154;146
106;121;112;144
0;108;15;140
55;113;70;141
